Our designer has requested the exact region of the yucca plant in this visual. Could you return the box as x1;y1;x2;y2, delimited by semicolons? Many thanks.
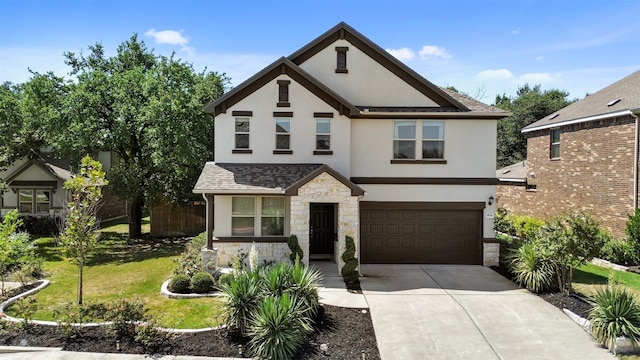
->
588;286;640;349
290;262;322;317
248;293;313;360
220;270;262;336
507;240;556;293
262;262;293;297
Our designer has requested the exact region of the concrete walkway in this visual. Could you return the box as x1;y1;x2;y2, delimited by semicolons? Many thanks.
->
360;264;613;360
313;260;368;308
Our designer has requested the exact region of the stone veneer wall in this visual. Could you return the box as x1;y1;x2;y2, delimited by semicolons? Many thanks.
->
290;172;360;272
497;115;638;238
213;242;290;268
483;243;499;267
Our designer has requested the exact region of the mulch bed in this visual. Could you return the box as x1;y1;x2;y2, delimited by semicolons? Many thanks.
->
0;302;380;359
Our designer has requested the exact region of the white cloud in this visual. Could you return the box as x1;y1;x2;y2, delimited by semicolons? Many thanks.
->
144;28;193;54
520;72;555;84
418;45;452;61
476;69;515;81
386;47;415;62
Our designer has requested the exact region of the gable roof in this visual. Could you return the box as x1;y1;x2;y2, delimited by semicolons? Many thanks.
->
523;70;640;133
193;162;364;196
204;57;360;117
496;160;527;182
204;22;508;120
4;158;72;184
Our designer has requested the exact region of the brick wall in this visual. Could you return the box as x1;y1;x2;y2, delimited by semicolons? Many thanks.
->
497;114;638;238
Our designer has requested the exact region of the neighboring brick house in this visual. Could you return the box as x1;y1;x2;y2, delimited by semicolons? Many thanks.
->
194;22;509;271
496;70;640;238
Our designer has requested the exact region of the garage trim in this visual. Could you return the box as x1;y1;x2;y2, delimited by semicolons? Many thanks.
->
360;201;486;210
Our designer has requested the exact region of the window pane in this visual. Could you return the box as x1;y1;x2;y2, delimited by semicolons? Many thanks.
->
262;217;284;236
235;134;249;148
551;144;560;158
36;190;50;203
37;203;50;213
276;134;290;149
552;129;560;143
316;135;330;150
232;197;255;215
235;119;250;132
394;140;415;159
395;121;416;139
279;84;289;102
423;122;444;139
262;197;284;215
276;119;290;133
422;141;444;158
19;190;33;203
232;217;255;236
19;203;32;213
316;119;330;134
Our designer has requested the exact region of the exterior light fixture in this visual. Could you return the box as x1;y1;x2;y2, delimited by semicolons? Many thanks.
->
488;195;494;205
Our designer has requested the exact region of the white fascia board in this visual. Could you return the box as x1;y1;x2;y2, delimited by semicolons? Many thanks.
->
192;188;284;195
498;178;526;182
522;110;632;133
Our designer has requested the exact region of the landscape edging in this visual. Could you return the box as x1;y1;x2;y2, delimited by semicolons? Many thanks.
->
160;279;222;299
563;307;639;355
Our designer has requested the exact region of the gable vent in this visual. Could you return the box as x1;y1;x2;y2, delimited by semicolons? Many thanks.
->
607;99;621;107
549;113;559;120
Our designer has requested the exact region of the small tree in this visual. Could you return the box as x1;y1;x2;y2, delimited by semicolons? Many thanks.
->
341;235;359;284
540;213;605;294
59;156;107;304
0;210;24;296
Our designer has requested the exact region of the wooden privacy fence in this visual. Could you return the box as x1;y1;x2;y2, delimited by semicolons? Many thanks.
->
150;202;205;237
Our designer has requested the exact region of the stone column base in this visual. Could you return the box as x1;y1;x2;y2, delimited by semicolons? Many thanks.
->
202;247;218;274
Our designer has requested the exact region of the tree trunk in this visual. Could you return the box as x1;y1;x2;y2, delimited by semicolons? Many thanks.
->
128;194;144;238
78;262;83;305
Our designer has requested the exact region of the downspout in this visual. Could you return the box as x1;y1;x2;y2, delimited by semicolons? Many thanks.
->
633;108;640;210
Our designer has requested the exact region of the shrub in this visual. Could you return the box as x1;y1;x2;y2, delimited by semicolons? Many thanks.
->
588;286;640;349
13;296;38;329
601;237;638;267
507;240;556;293
18;216;59;236
134;319;171;352
218;272;234;287
287;234;303;263
190;272;215;293
248;293;312;360
510;215;545;240
173;233;206;277
169;274;191;294
626;209;640;264
494;208;515;235
221;270;262;336
104;296;147;338
341;235;359;284
53;302;107;339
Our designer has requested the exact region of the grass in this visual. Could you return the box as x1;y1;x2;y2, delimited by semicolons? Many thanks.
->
573;263;640;299
5;218;223;329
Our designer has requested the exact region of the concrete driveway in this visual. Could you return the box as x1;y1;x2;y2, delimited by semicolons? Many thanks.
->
360;265;613;360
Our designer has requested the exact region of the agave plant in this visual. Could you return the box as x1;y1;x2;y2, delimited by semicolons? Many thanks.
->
507;240;556;293
588;286;640;349
220;270;261;336
248;293;313;360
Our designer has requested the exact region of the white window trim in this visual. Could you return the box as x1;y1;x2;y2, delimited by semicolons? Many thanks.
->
231;196;288;237
275;118;291;150
18;189;51;214
421;120;445;159
550;128;561;159
316;119;331;151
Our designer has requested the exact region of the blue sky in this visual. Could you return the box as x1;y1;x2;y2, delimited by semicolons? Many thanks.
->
1;0;639;103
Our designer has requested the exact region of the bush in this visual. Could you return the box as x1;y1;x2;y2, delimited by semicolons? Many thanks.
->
601;237;638;267
588;286;640;349
218;272;234;287
134;319;171;352
288;234;303;263
494;208;515;235
248;293;312;360
510;215;545;240
169;274;191;294
507;240;556;293
18;216;59;236
341;235;359;284
104;296;147;338
190;272;215;293
221;270;262;336
53;302;108;339
173;233;206;277
626;209;640;264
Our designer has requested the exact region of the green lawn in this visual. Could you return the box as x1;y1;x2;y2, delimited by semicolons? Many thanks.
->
573;263;640;299
5;219;223;329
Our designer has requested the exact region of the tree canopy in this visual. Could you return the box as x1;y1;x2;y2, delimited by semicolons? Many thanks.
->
494;84;575;169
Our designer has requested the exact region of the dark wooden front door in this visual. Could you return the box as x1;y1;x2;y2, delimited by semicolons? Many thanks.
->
310;203;335;255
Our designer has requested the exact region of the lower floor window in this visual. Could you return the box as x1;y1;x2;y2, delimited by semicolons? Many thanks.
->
231;196;285;236
232;197;255;236
19;189;51;213
262;197;284;235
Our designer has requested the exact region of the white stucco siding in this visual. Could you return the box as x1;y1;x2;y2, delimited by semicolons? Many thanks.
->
360;184;496;239
350;118;497;178
298;39;439;107
214;75;351;176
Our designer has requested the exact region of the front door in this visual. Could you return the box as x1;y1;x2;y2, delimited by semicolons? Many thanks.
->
310;203;335;255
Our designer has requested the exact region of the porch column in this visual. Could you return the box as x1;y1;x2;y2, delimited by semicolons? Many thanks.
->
204;193;214;249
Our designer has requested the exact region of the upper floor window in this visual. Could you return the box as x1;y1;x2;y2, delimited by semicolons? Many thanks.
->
335;47;348;73
393;121;416;159
261;197;284;236
422;121;444;159
19;189;50;213
550;128;560;159
235;118;250;149
316;119;331;150
277;80;290;107
275;118;291;150
232;197;255;236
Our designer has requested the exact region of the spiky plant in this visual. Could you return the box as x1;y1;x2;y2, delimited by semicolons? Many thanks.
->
588;286;640;349
248;293;313;360
290;262;322;317
507;240;556;293
220;270;261;336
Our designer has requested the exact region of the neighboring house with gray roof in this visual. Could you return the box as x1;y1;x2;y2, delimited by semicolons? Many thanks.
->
496;70;640;237
194;22;508;270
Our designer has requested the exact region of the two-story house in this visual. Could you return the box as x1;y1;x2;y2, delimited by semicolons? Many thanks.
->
194;22;509;271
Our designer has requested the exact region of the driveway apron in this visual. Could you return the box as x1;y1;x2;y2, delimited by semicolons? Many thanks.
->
360;265;613;360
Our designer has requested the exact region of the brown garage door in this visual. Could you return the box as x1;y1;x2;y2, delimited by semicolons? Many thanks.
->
360;202;483;264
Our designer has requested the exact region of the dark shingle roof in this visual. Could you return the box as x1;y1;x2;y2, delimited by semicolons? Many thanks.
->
523;70;640;132
439;87;507;114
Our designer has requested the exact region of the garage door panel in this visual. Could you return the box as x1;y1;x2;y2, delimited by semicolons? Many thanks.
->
361;204;482;265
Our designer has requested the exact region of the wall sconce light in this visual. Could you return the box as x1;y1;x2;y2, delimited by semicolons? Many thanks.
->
488;195;494;205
